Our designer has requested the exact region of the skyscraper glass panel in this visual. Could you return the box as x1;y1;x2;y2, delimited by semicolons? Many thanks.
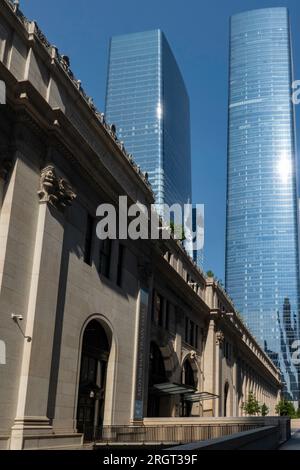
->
226;8;300;401
105;30;192;210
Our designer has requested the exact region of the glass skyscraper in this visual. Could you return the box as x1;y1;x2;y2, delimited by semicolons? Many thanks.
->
226;8;300;401
187;205;204;270
105;30;192;210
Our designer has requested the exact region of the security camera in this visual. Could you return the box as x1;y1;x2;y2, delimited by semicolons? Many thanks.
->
11;313;23;321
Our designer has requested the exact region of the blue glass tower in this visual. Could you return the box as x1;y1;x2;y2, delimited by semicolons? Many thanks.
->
105;30;192;210
226;8;300;401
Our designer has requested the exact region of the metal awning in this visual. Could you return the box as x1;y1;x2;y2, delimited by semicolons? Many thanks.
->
152;383;219;402
152;383;196;396
184;392;219;402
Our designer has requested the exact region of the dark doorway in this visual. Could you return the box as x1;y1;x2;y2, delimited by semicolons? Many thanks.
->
181;360;196;417
76;320;110;441
147;342;167;417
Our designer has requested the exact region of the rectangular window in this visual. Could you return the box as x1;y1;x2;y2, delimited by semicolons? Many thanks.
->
99;239;112;278
195;325;199;349
165;301;170;330
151;290;156;322
153;292;164;326
189;321;195;346
185;317;189;343
84;214;94;265
224;341;231;360
117;244;124;287
157;294;164;327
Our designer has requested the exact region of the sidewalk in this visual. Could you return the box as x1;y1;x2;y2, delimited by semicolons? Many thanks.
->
279;420;300;450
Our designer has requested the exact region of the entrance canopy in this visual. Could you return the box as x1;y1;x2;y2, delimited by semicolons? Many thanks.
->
152;382;195;396
152;383;219;402
184;392;219;403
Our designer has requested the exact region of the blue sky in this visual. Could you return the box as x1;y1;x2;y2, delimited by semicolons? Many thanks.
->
21;0;300;280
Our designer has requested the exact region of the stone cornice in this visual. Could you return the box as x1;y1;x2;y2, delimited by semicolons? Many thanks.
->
0;70;152;209
1;0;154;201
208;309;281;384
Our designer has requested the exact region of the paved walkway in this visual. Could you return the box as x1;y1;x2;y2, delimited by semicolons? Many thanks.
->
280;427;300;450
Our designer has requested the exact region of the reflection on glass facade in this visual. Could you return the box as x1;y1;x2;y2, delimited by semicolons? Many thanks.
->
188;205;204;269
105;30;192;210
226;8;300;401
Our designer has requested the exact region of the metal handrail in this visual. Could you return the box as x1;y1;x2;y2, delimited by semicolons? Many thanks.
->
85;423;266;445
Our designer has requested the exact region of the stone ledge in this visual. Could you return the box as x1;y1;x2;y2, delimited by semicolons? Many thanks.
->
22;433;83;450
167;426;280;450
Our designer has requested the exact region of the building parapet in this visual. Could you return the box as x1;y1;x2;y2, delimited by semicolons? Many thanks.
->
2;0;153;197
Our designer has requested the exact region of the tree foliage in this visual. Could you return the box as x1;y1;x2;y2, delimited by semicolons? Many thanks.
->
261;403;269;416
275;399;296;418
242;392;261;416
169;222;185;241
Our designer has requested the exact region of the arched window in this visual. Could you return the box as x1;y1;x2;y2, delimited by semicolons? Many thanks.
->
149;342;167;385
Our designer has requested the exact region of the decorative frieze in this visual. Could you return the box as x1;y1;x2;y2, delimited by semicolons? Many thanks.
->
38;165;76;211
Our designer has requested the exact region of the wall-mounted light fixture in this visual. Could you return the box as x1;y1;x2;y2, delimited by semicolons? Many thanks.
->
11;314;32;342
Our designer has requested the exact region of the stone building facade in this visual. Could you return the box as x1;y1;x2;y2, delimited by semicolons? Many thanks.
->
0;0;281;450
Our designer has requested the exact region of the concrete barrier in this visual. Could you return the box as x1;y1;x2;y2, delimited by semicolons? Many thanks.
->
167;426;281;450
291;419;300;430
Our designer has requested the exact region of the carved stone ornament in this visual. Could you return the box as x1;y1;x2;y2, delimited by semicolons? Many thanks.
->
189;350;197;360
38;165;76;210
216;330;225;345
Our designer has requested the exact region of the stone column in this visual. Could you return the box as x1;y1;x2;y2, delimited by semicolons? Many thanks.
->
260;383;262;404
203;316;217;416
0;153;12;212
241;363;245;415
131;258;153;423
215;329;224;417
233;356;238;416
245;368;249;401
10;164;76;449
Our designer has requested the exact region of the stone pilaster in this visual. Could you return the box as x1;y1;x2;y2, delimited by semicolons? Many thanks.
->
0;148;13;211
215;328;224;416
10;164;76;449
203;316;216;416
233;357;238;416
131;258;153;423
0;172;4;212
